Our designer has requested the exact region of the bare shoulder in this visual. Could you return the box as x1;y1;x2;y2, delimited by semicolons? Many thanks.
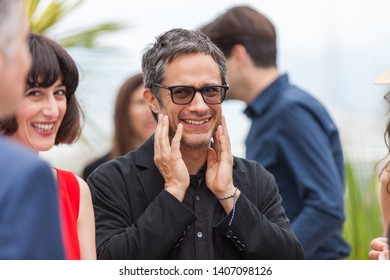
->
75;175;92;198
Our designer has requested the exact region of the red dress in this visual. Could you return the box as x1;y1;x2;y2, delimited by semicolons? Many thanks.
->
56;169;81;260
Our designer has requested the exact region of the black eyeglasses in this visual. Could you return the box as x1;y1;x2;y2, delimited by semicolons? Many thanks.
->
153;83;229;105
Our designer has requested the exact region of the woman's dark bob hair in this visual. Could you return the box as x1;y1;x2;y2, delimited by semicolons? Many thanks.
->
0;32;82;144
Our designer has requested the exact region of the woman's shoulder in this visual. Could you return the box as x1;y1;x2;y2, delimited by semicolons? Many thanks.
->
58;171;92;211
56;169;91;201
74;175;92;207
74;175;90;193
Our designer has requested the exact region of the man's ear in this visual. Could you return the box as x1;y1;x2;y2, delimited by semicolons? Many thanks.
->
143;88;159;114
231;44;251;67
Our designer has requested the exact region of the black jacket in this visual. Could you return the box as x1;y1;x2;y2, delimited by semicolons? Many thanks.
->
82;152;110;180
88;136;304;259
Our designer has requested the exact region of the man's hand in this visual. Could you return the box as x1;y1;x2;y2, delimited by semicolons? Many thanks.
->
369;237;389;260
206;116;239;209
154;114;189;201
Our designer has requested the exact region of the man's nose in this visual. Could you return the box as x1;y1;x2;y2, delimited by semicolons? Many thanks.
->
188;91;209;112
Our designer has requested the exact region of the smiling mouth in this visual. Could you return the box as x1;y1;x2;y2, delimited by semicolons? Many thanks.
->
182;118;210;125
32;123;55;132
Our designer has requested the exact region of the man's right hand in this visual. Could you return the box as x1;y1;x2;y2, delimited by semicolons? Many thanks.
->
154;114;189;201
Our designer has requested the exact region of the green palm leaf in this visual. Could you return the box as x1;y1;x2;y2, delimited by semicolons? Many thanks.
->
26;0;40;20
59;23;123;48
26;0;122;48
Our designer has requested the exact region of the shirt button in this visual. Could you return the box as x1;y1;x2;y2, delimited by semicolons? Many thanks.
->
197;232;203;238
195;195;200;201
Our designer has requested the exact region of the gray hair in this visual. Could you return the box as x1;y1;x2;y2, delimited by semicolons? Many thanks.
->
0;0;24;57
142;28;227;97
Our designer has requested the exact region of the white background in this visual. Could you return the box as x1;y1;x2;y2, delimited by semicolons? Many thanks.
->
0;260;389;279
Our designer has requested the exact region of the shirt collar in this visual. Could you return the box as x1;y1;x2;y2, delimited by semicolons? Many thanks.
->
244;73;289;118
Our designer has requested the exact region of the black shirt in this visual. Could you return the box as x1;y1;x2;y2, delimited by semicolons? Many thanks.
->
176;166;218;259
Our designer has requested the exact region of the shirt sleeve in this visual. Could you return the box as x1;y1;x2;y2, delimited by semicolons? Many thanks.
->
215;162;305;259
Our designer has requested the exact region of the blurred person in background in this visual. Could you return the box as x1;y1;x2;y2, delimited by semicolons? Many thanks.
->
369;70;390;260
0;0;64;259
201;5;350;259
0;33;95;260
82;73;156;180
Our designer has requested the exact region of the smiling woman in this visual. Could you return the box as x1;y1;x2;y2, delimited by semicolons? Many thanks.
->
0;32;96;260
11;79;67;151
0;33;81;144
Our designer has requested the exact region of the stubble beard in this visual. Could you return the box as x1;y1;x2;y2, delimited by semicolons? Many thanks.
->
169;124;218;150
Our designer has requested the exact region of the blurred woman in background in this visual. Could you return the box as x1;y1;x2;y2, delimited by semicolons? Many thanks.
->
82;73;156;179
0;33;96;260
369;70;390;260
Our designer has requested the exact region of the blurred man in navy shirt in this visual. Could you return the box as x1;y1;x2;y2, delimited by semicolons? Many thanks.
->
202;5;350;259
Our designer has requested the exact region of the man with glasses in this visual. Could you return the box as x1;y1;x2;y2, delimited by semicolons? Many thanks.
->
201;6;350;259
88;28;304;260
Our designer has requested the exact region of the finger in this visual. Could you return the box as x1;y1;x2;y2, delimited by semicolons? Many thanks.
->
378;250;388;260
216;123;231;162
368;250;381;260
159;114;170;155
212;125;222;160
171;123;183;153
370;238;388;250
154;114;164;155
207;147;217;168
220;115;232;154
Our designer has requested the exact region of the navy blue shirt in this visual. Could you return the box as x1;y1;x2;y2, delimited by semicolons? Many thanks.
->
244;74;350;259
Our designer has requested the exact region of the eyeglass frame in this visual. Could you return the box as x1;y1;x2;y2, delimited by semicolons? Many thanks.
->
152;83;229;105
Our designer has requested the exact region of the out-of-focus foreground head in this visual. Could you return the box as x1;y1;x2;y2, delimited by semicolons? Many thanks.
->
0;0;31;119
